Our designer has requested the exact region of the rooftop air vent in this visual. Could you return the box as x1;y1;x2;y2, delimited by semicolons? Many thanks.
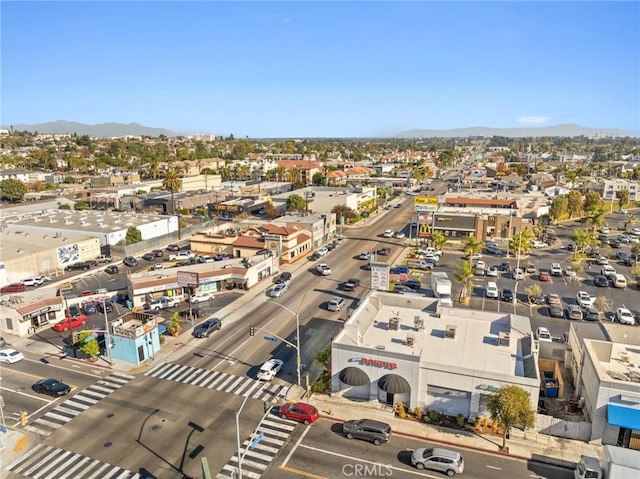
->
498;332;510;347
445;325;457;339
414;316;424;331
375;345;386;350
389;316;400;331
406;333;415;347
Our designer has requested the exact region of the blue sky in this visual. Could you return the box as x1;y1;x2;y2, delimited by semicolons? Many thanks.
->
2;1;638;137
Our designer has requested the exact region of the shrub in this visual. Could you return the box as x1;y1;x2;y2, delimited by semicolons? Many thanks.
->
429;410;440;422
396;402;407;419
413;406;423;420
457;413;465;428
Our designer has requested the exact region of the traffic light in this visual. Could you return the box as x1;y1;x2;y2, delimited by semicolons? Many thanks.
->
20;410;29;427
249;326;255;336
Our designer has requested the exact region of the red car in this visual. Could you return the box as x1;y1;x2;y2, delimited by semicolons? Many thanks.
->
1;283;26;293
53;315;89;332
279;402;319;425
539;272;552;282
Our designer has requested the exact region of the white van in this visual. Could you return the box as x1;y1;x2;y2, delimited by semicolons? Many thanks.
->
613;274;627;288
486;282;499;298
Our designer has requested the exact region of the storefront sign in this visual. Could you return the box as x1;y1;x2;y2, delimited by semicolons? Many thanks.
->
25;303;63;319
351;357;398;369
414;196;438;212
177;271;199;287
370;263;390;291
215;204;241;212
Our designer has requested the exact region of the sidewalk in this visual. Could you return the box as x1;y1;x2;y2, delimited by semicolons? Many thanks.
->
286;386;601;469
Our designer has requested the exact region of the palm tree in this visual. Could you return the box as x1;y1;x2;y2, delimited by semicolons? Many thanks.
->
453;261;474;304
461;235;484;258
430;231;448;251
162;168;183;238
584;207;607;235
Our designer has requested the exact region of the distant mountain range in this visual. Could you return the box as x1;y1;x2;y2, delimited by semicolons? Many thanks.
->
396;123;639;138
3;121;180;138
2;120;638;139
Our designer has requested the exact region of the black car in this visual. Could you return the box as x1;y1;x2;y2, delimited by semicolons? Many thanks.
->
123;256;138;267
180;308;203;319
166;244;180;251
192;318;221;338
152;249;164;257
214;253;230;261
142;252;156;261
274;272;292;284
377;247;391;256
611;241;622;249
362;263;372;270
401;279;422;290
309;252;321;261
65;262;91;272
105;265;119;274
82;301;98;315
593;275;609;287
32;378;71;397
528;295;545;305
623;257;636;267
501;288;514;302
616;252;629;261
343;278;361;291
498;262;510;271
68;305;81;317
567;243;575;251
97;299;114;313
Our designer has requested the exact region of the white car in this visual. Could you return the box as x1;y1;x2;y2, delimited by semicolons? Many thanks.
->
465;253;483;261
149;296;180;310
198;255;215;263
169;251;195;262
257;359;284;381
532;241;549;248
189;292;215;303
512;267;524;280
599;227;610;235
21;277;45;287
628;236;640;244
420;253;440;263
630;227;640;236
35;275;52;283
535;327;553;343
394;231;406;239
269;283;288;298
486;266;499;277
316;263;332;276
615;308;636;325
0;348;24;364
550;263;563;276
317;247;329;256
564;266;576;278
383;230;394;238
576;291;595;308
359;252;371;260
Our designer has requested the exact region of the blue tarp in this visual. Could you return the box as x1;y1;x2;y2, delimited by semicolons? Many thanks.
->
607;400;640;430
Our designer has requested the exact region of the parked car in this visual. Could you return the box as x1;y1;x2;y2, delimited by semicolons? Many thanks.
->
342;419;391;446
148;296;179;310
383;229;394;238
535;327;553;343
549;303;564;318
189;292;215;303
596;256;609;266
279;402;319;425
565;266;576;278
547;293;561;305
273;272;292;284
485;266;499;278
32;378;71;397
256;358;284;381
269;283;288;298
0;348;25;364
53;315;89;332
391;265;409;274
166;244;180;251
593;275;609;287
316;247;329;256
169;251;195;262
501;288;514;302
328;296;346;311
152;249;164;257
411;447;464;475
68;304;81;317
309;252;321;261
485;282;499;299
1;282;26;293
512;268;524;280
498;262;510;271
525;264;536;274
105;265;119;274
550;263;563;276
21;277;45;287
82;301;98;315
539;271;551;282
393;284;414;294
528;295;545;305
179;308;203;319
123;257;138;267
142;252;156;261
97;299;114;313
213;253;230;261
401;279;422;290
95;255;113;263
584;307;600;322
615;307;636;325
65;262;92;271
192;318;222;338
576;291;596;308
566;304;584;320
485;245;503;255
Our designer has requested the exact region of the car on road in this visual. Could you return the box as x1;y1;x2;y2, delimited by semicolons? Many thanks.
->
549;303;564;318
383;229;394;238
377;246;391;256
359;252;371;260
0;348;25;364
485;245;503;255
599;227;610;234
152;249;164;257
189;292;215;303
615;308;636;325
420;253;440;264
501;288;514;302
550;263;563;276
401;279;422;290
148;296;180;310
593;275;609;287
342;278;361;291
411;447;464;475
394;231;406;239
53;315;88;332
539;271;551;282
273;272;292;284
105;264;119;274
166;244;180;251
32;378;71;397
123;256;138;267
566;304;584;320
279;402;319;425
486;266;498;277
596;256;609;265
576;291;596;308
192;318;221;338
1;282;26;293
532;241;548;248
316;263;332;276
328;296;346;311
535;327;553;342
142;252;156;261
336;236;345;244
525;264;536;274
464;253;483;261
269;283;288;298
257;358;284;381
343;419;391;446
65;262;92;271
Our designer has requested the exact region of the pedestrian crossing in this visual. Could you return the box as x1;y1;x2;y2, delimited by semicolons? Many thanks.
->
145;363;289;402
9;444;141;479
215;415;297;479
25;372;135;436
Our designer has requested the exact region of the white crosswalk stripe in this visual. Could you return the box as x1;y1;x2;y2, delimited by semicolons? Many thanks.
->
214;415;297;479
25;372;134;436
9;444;141;479
144;363;289;403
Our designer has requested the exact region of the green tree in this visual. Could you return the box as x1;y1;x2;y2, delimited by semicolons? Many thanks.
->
487;385;535;451
524;284;542;303
584;191;603;213
453;260;474;303
0;178;27;202
312;171;327;186
58;203;71;210
331;204;357;223
74;201;90;211
549;196;569;222
125;226;142;245
162;168;183;215
430;231;448;251
76;331;100;360
568;229;593;256
314;346;331;372
618;189;630;210
584;207;607;235
567;190;583;218
461;235;484;258
508;230;534;257
286;194;307;212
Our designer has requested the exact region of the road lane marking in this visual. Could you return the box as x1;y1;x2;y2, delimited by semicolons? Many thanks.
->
279;466;329;479
280;424;311;467
487;464;502;470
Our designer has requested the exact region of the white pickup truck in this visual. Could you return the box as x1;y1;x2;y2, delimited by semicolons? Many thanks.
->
148;296;180;310
316;263;332;276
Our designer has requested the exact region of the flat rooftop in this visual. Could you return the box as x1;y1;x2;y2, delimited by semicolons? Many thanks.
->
585;339;640;384
337;293;536;379
0;229;95;263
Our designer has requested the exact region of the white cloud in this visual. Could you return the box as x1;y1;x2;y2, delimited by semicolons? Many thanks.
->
517;116;553;124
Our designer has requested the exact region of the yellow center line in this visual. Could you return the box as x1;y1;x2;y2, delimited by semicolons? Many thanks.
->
279;465;330;479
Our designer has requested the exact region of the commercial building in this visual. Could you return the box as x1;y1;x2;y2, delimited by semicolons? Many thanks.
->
331;294;540;419
270;186;378;218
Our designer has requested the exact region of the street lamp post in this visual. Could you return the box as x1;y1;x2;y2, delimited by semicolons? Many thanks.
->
235;380;261;479
102;297;113;365
265;301;301;387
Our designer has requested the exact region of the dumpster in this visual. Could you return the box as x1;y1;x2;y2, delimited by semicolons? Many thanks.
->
543;371;559;398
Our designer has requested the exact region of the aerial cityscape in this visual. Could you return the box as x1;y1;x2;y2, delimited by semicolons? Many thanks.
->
1;1;639;479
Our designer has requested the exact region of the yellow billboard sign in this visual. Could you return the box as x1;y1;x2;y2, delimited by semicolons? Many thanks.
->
414;196;438;212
